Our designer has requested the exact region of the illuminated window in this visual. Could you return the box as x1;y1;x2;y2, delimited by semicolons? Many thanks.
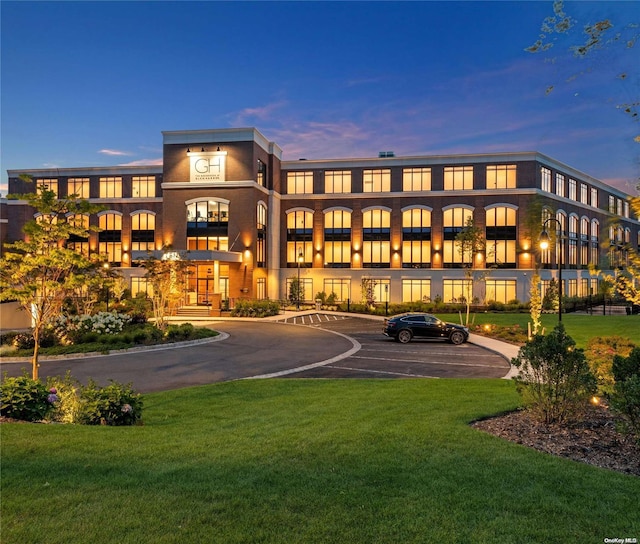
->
286;277;313;303
257;203;267;268
443;279;473;304
443;207;473;267
286;209;313;266
403;168;431;191
131;212;156;252
256;278;267;299
402;207;431;268
580;217;590;266
485;206;516;268
68;178;89;199
402;279;431;303
323;279;350;302
486;165;516;189
555;174;565;197
257;159;267;187
325;171;351;194
98;212;122;265
132;176;156;198
287;172;313;194
541;167;552;192
36;178;58;197
609;195;616;214
186;200;229;251
324;209;351;268
363;169;391;193
485;280;517;304
362;208;390;267
66;214;90;256
568;178;577;201
444;166;473;190
568;214;579;267
580;183;588;204
131;277;153;297
590;187;598;208
99;177;122;198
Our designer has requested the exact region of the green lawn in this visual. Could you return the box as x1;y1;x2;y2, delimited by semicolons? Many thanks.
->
435;313;639;348
2;379;638;543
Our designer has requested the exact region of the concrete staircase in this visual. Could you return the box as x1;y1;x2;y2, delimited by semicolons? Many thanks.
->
176;305;214;317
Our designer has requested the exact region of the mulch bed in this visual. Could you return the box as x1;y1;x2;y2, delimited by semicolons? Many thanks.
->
472;403;640;477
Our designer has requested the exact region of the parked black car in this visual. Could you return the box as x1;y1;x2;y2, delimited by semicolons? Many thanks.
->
383;313;469;344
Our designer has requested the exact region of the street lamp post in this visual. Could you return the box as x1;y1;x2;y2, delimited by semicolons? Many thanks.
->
539;218;563;322
297;248;304;310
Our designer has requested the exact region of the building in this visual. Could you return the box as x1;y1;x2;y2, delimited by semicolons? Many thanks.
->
5;127;639;309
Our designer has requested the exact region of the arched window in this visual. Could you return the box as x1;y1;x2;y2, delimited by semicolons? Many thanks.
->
362;207;390;268
66;213;90;256
324;208;351;268
402;207;431;268
98;211;122;265
286;209;313;266
257;203;267;268
443;206;473;267
580;217;590;266
590;219;600;265
186;199;229;251
485;205;517;268
569;214;579;267
131;211;156;252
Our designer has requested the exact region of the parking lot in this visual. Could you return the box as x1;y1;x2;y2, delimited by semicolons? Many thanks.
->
272;314;510;379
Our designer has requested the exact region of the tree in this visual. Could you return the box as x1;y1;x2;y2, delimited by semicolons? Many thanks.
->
529;271;543;336
512;323;597;424
0;182;101;379
143;251;189;331
454;216;487;326
528;1;640;304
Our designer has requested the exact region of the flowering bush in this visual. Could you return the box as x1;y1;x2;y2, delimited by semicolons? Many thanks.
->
0;374;58;421
53;312;132;344
76;379;143;426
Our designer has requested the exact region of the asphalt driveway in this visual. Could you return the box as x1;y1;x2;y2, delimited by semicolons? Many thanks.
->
1;315;510;392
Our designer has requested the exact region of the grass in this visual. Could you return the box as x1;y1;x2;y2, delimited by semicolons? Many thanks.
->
2;379;638;543
435;313;639;348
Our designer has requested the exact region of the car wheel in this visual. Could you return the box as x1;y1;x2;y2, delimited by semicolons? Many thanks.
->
397;329;412;344
449;331;465;345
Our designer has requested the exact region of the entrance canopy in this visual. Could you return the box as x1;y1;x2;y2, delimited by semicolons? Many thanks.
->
131;249;243;263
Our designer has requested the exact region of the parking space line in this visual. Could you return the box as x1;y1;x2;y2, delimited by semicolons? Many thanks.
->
326;365;439;378
349;355;505;368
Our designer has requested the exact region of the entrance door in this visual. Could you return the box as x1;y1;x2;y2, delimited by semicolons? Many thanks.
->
197;278;215;305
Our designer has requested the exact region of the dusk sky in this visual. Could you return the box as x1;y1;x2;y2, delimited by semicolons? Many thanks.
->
1;1;638;195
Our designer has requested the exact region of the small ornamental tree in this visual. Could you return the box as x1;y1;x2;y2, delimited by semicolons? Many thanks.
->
455;216;488;326
529;271;543;336
143;251;189;331
512;323;597;424
0;182;102;379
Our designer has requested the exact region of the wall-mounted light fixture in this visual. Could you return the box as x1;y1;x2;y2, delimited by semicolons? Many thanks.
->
201;147;205;152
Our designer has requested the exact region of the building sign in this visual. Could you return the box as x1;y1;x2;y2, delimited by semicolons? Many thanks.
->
189;151;227;182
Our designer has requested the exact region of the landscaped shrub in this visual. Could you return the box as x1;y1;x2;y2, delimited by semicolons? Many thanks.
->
165;323;195;341
585;336;636;394
512;323;597;424
76;379;143;426
46;372;83;424
53;312;132;344
610;347;640;443
0;374;58;421
12;333;35;350
231;299;281;318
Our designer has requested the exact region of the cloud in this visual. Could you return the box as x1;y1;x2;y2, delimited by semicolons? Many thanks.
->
228;101;287;126
99;149;133;156
118;158;163;166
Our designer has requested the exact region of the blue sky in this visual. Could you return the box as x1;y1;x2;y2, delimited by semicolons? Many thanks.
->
1;1;638;195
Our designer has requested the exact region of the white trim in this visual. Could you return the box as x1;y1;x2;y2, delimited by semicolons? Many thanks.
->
185;196;230;205
401;204;433;213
